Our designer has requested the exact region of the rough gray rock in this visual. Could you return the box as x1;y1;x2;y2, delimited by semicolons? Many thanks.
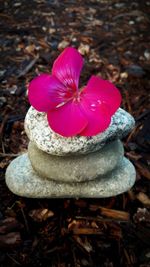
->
25;107;135;156
5;154;136;198
28;140;124;183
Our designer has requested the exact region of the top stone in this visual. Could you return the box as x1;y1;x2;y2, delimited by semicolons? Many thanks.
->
25;107;135;156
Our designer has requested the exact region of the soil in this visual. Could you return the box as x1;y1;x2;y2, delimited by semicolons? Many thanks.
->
0;0;150;266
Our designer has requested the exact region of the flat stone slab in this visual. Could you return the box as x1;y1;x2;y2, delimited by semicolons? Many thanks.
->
28;140;124;182
25;107;135;156
5;154;136;198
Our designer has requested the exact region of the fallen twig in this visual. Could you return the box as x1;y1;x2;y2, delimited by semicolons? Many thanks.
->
17;55;39;78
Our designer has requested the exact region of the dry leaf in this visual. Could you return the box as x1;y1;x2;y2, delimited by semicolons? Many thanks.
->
58;40;70;50
78;43;90;55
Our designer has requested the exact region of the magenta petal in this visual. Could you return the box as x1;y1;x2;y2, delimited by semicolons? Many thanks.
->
28;74;72;112
47;100;88;137
52;47;83;90
84;76;122;115
79;93;111;136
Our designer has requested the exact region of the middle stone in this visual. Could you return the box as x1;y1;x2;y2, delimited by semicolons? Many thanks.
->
28;139;124;183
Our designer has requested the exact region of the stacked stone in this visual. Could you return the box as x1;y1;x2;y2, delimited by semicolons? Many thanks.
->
6;107;136;198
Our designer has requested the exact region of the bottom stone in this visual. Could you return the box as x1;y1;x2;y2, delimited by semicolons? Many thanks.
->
5;154;136;198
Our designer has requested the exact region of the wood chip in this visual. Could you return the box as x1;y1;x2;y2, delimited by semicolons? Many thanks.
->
0;232;21;248
89;205;130;221
134;161;150;180
29;208;54;222
0;217;22;234
136;192;150;206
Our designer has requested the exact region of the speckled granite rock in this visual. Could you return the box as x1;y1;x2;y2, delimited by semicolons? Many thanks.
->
28;140;124;183
25;107;135;156
5;154;136;198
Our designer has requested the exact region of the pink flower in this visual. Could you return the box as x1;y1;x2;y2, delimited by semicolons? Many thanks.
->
28;47;121;137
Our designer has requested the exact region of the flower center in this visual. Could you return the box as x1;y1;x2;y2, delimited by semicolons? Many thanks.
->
73;90;81;102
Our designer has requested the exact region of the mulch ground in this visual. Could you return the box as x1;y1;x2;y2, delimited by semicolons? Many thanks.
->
0;1;150;266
